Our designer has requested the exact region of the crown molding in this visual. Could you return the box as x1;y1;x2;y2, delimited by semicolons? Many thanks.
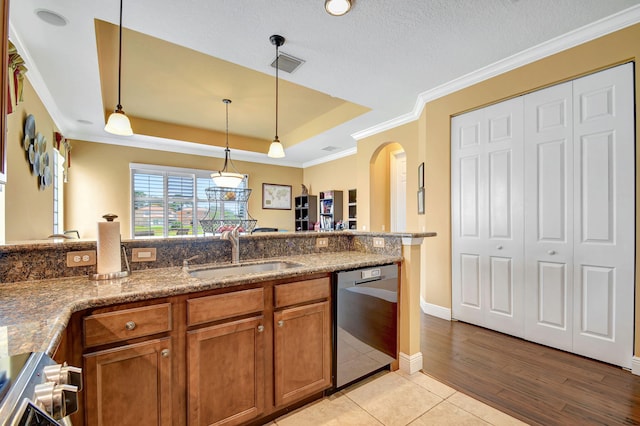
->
351;4;640;141
302;146;357;168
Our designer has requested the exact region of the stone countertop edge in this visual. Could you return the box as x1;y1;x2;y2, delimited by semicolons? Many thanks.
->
0;251;402;357
0;231;437;252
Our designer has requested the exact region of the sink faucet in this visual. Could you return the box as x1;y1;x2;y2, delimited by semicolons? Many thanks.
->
221;225;240;264
182;255;201;271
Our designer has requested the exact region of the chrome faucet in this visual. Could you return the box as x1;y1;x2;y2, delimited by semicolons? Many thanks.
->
221;226;240;264
182;255;201;271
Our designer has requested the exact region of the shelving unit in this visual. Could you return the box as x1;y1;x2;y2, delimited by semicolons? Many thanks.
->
294;195;318;231
319;190;343;230
348;189;357;230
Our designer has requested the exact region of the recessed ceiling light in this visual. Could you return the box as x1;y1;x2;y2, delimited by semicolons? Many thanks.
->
325;0;352;16
35;9;68;27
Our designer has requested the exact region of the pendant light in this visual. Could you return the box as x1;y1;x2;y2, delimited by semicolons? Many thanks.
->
211;99;245;188
104;0;133;136
325;0;352;16
267;34;286;158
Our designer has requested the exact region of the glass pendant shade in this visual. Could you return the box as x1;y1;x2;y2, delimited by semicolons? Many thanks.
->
104;109;133;136
211;170;245;188
268;138;285;158
325;0;352;16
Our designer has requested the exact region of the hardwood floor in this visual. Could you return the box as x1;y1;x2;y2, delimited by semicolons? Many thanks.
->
421;314;640;425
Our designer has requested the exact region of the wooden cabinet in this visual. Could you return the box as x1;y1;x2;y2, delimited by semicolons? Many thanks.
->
348;189;357;230
294;195;317;231
274;301;331;407
188;316;265;426
273;278;332;407
84;337;173;426
75;275;332;426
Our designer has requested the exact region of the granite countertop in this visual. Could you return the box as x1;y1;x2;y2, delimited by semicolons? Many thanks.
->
0;251;400;357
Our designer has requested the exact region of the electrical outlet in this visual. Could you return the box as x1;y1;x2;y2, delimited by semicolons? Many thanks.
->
316;238;329;248
66;250;96;267
373;237;385;248
132;248;157;262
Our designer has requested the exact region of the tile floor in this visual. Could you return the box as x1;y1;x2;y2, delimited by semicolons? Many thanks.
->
270;370;527;426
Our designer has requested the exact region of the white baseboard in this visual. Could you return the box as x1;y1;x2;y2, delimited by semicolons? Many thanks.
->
632;357;640;376
420;298;451;320
399;352;423;375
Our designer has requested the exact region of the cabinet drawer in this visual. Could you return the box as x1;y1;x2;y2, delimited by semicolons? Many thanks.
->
275;277;330;308
187;288;264;326
84;303;172;347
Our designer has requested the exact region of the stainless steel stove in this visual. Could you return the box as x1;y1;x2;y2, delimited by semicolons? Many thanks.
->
0;353;81;425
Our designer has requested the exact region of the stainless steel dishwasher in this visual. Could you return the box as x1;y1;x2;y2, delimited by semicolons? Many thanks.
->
332;264;398;390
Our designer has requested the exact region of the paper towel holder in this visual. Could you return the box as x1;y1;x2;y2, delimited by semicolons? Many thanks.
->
90;214;131;281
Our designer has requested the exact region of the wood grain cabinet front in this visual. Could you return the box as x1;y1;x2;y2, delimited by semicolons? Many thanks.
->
187;316;265;426
83;337;173;426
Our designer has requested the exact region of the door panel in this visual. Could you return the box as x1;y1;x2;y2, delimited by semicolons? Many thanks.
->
524;81;573;347
489;256;512;315
572;63;634;368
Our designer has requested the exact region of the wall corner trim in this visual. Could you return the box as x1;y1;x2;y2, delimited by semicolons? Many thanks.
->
399;352;423;375
632;357;640;376
351;4;640;141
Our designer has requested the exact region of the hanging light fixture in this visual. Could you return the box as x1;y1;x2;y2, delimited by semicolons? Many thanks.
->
104;0;133;136
267;34;286;158
211;99;245;188
325;0;352;16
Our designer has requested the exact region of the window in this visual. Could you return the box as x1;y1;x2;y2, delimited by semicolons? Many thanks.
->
130;163;248;238
52;149;65;234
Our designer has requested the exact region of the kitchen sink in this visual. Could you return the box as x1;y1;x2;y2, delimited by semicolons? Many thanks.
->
188;261;303;280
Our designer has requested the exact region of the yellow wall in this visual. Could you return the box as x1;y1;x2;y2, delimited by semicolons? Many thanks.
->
356;121;419;233
66;140;302;239
302;154;357;226
358;23;640;354
5;78;58;241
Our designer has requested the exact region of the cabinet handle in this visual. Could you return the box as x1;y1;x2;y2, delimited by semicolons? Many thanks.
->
257;325;264;333
161;349;170;358
278;320;284;328
496;245;503;250
547;250;557;255
125;321;136;331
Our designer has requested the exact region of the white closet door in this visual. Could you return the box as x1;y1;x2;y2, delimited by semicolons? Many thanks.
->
523;81;574;351
452;98;525;337
571;63;634;368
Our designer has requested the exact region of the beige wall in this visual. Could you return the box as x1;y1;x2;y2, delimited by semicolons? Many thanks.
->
5;78;58;241
66;140;302;239
302;154;357;226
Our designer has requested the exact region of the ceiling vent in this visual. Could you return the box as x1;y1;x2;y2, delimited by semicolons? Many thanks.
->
321;146;340;152
270;53;305;74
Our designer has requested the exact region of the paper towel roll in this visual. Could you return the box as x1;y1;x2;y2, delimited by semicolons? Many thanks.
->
97;221;121;274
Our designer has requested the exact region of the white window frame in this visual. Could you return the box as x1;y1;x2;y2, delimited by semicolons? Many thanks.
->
130;163;248;238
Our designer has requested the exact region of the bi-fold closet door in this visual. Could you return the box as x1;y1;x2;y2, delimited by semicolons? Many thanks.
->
451;63;635;368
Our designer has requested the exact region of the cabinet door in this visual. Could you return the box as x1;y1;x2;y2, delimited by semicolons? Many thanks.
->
274;301;331;407
84;337;172;426
187;316;265;426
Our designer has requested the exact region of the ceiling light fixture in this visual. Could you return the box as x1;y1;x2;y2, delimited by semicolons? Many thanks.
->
211;99;245;188
325;0;352;16
267;34;286;159
104;0;133;136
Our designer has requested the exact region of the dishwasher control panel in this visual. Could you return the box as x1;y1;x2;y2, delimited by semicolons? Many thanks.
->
361;268;381;280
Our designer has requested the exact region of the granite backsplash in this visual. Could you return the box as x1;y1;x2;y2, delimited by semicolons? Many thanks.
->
0;232;405;284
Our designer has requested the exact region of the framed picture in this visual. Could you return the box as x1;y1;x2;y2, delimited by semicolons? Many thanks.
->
417;188;425;215
418;162;424;189
262;183;292;210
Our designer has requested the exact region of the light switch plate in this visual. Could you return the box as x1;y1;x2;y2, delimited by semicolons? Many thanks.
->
316;238;329;248
373;237;385;248
66;250;96;267
132;248;157;262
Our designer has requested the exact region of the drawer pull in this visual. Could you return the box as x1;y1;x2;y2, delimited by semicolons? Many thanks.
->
547;250;557;255
161;349;170;358
125;321;136;331
257;325;264;333
278;320;284;328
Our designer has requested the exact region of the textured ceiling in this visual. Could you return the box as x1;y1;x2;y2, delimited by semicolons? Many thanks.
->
9;0;640;167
